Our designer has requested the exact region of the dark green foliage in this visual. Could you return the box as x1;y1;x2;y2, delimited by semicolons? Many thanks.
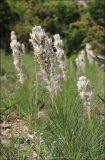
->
0;0;105;56
87;24;105;55
67;20;88;55
88;0;105;27
0;0;19;52
56;1;79;24
0;0;80;53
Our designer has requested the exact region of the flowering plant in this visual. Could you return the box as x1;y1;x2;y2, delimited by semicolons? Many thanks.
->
10;31;25;83
30;26;67;97
77;76;92;118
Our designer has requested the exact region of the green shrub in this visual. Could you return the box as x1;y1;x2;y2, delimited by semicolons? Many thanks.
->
88;0;105;27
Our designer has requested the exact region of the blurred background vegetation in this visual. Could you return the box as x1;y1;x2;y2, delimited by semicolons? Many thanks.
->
0;0;105;56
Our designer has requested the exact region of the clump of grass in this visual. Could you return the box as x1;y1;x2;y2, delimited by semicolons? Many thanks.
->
42;83;105;159
0;51;104;159
37;65;104;159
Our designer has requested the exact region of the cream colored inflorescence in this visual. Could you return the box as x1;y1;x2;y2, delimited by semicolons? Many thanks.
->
77;76;92;118
10;31;25;83
75;50;86;73
30;26;67;97
85;43;95;64
75;43;95;74
53;34;67;80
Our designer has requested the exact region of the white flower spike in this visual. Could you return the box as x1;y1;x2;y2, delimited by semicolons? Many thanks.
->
10;31;25;83
77;76;92;119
